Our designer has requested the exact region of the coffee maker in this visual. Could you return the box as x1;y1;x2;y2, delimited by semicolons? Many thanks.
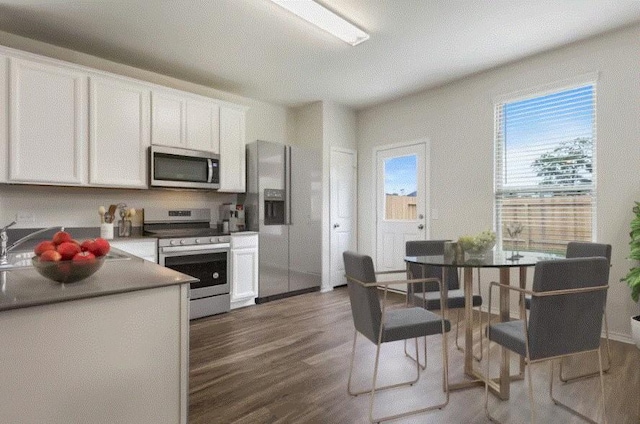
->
219;203;245;232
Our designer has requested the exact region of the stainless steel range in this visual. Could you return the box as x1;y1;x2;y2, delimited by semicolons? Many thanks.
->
144;208;230;319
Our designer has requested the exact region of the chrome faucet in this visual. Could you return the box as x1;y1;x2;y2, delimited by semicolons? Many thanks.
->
0;222;64;266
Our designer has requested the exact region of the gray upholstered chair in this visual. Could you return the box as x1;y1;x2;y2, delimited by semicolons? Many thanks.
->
524;241;612;381
406;240;483;362
343;251;451;423
484;257;609;423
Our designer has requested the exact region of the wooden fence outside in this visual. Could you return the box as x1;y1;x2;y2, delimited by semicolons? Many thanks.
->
386;195;417;220
500;194;594;254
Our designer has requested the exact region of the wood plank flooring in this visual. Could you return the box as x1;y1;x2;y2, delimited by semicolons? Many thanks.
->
189;287;640;423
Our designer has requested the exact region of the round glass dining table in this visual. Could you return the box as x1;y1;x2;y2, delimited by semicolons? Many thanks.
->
404;250;562;399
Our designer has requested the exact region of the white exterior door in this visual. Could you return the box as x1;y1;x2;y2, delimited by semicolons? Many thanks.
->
330;147;357;287
375;141;429;272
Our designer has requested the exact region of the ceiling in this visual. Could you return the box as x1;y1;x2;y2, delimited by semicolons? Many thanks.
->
0;1;639;110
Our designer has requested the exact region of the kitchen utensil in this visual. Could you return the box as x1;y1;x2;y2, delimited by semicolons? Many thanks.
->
107;204;117;221
98;206;106;224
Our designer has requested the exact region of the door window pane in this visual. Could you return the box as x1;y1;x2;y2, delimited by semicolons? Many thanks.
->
384;155;417;220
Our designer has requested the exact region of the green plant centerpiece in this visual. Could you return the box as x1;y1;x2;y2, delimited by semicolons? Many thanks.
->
621;201;640;349
458;230;497;259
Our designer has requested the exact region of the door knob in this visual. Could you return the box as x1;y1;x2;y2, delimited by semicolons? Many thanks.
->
418;224;424;230
333;223;340;228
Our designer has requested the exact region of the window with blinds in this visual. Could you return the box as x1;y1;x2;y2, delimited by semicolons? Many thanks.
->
494;81;596;254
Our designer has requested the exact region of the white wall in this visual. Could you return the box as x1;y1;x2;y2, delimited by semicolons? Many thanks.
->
357;24;640;341
0;30;291;229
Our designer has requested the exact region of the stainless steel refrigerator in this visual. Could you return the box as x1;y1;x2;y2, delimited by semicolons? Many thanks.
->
245;140;322;302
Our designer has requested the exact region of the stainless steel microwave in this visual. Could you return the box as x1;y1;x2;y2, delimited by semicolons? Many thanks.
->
150;146;220;189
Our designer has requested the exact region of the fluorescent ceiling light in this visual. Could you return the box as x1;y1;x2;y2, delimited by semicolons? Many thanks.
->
269;0;369;46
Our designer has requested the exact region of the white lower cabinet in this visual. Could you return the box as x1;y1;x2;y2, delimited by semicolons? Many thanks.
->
0;284;189;424
230;232;258;309
110;238;158;263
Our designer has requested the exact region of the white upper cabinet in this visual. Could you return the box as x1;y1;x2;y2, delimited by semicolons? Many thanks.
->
89;76;150;188
219;106;246;192
152;89;221;154
0;46;247;191
0;55;7;183
151;89;185;149
186;99;220;154
9;57;87;185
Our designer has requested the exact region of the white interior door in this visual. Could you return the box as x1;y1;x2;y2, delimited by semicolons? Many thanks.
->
330;147;357;287
375;141;428;273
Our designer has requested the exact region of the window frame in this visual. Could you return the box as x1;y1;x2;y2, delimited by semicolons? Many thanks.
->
493;75;598;255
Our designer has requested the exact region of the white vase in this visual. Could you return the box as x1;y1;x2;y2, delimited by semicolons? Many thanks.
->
631;315;640;350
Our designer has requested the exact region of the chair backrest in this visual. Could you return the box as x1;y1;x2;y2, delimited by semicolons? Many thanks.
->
406;240;459;291
566;241;612;267
343;251;382;344
528;257;609;360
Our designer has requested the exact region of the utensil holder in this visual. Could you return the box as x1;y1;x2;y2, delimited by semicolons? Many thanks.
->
118;220;132;237
100;223;114;240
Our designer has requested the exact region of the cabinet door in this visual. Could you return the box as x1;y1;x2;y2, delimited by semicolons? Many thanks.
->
89;76;150;188
230;247;258;302
186;99;219;153
151;90;185;148
9;58;87;185
0;55;7;183
219;106;246;192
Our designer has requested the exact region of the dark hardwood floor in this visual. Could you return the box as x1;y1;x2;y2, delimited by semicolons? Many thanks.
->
189;287;640;423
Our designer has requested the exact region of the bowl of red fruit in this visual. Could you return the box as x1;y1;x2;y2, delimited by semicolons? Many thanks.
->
31;231;111;283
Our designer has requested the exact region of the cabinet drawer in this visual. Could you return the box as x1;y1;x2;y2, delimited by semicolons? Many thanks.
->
230;233;258;250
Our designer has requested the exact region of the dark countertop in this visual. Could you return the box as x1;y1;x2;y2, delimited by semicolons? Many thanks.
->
0;248;197;313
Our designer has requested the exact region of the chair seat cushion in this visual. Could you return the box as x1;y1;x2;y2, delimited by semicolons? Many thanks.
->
411;289;482;310
382;307;451;343
487;320;527;358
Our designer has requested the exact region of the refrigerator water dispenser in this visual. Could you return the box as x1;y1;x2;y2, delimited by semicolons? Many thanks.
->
264;189;285;225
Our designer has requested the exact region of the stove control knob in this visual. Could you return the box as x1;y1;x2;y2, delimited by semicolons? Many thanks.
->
195;239;202;244
180;240;186;245
210;237;217;243
170;240;178;246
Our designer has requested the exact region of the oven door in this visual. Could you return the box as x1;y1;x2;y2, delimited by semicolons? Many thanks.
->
159;246;229;299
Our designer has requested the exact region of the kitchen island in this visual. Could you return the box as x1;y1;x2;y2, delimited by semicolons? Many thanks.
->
0;250;195;424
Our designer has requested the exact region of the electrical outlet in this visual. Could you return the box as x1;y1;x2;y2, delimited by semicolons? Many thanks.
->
16;212;35;224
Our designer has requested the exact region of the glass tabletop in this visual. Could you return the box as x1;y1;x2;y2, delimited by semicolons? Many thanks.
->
405;250;563;268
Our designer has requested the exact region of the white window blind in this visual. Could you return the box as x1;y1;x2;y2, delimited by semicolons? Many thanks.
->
494;82;596;254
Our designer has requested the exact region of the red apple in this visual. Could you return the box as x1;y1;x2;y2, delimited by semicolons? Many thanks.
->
80;239;94;252
89;237;110;257
57;241;81;260
72;251;96;262
52;231;72;245
39;250;62;262
34;240;56;256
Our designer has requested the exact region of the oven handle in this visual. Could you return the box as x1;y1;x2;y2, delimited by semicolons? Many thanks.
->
160;243;230;254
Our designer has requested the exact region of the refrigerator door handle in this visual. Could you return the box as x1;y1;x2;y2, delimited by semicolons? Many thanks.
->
285;146;292;225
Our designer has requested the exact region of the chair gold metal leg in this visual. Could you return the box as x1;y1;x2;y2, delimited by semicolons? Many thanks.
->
550;349;606;424
349;332;421;397
559;311;611;382
404;337;427;370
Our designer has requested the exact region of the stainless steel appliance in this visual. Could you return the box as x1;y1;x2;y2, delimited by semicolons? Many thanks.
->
144;208;230;319
244;140;322;303
150;146;220;190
